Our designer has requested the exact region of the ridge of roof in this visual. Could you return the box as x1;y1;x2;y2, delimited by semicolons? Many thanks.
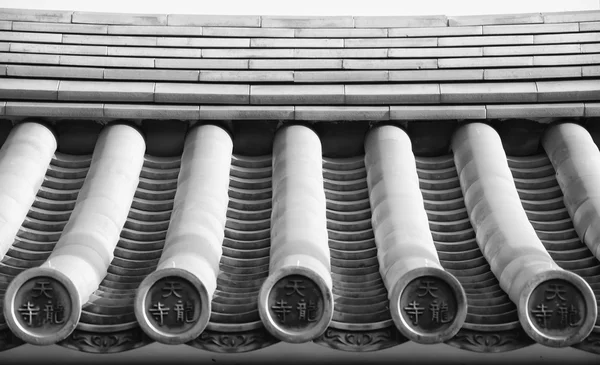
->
0;7;599;28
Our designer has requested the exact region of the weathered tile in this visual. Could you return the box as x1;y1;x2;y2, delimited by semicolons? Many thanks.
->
0;21;10;30
484;44;581;56
200;70;293;82
199;106;294;120
439;82;538;103
345;37;437;48
168;14;260;27
202;48;294;58
343;59;437;70
484;67;581;80
389;25;481;37
483;22;579;35
250;85;344;104
155;83;249;104
439;35;533;46
0;31;61;43
107;46;201;58
536;80;600;102
583;66;600;77
11;42;108;56
582;43;600;53
60;55;155;68
438;56;534;68
449;13;543;26
580;21;600;32
534;54;600;66
156;58;248;69
0;78;59;100
390;105;486;119
249;59;341;69
295;106;389;121
354;15;447;28
0;8;72;23
487;103;585;119
543;10;600;23
7;65;105;79
293;48;388;58
108;25;203;36
63;34;157;46
262;16;353;28
295;28;387;38
157;36;249;48
390;69;483;81
104;69;199;81
534;33;600;44
6;101;104;118
58;81;155;102
389;47;482;58
585;103;600;117
13;21;108;34
251;38;343;48
345;84;440;104
0;52;59;64
294;70;388;83
72;11;167;26
104;104;200;119
204;27;293;37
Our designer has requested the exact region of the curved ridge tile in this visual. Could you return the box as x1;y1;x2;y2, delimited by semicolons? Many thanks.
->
3;124;145;346
452;122;596;348
258;125;333;343
365;125;466;344
135;125;231;345
0;123;56;261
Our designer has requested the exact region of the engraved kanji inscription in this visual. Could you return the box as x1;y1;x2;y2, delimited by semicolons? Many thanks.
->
267;275;324;332
146;277;201;334
399;276;457;333
528;279;586;337
14;277;71;336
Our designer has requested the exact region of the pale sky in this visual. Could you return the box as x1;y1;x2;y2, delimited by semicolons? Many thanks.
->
0;0;598;16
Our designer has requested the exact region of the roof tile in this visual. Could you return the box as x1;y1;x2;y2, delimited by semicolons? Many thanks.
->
261;16;353;28
438;56;534;68
167;14;260;27
0;101;4;115
199;70;293;82
345;37;437;48
199;105;293;120
294;70;389;83
388;25;482;37
59;55;154;68
249;59;342;69
585;102;600;116
542;10;600;23
11;42;108;56
388;47;483;58
345;84;440;104
155;83;249;104
107;46;201;58
438;34;533;46
63;34;157;46
204;26;293;37
156;36;249;48
390;105;485;119
7;65;105;79
534;32;600;44
0;42;8;52
72;11;167;26
295;106;389;121
579;21;600;31
534;54;600;66
483;44;581;56
58;81;155;102
581;43;600;53
202;48;294;58
354;15;447;28
5;101;104;118
0;78;59;100
107;25;203;36
536;80;600;102
251;38;344;48
482;22;579;35
104;104;200;119
295;28;387;38
448;13;543;26
104;69;199;82
582;65;600;77
251;85;344;104
390;69;483;81
0;20;10;30
12;21;108;34
439;82;537;103
484;66;581;80
0;8;72;23
0;64;5;76
485;103;585;118
155;58;248;69
0;30;61;43
293;48;388;58
343;59;437;70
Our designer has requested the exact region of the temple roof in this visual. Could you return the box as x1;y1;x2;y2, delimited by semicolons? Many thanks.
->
0;6;599;357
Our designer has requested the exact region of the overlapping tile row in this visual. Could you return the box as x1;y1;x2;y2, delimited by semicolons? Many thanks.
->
415;154;529;353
